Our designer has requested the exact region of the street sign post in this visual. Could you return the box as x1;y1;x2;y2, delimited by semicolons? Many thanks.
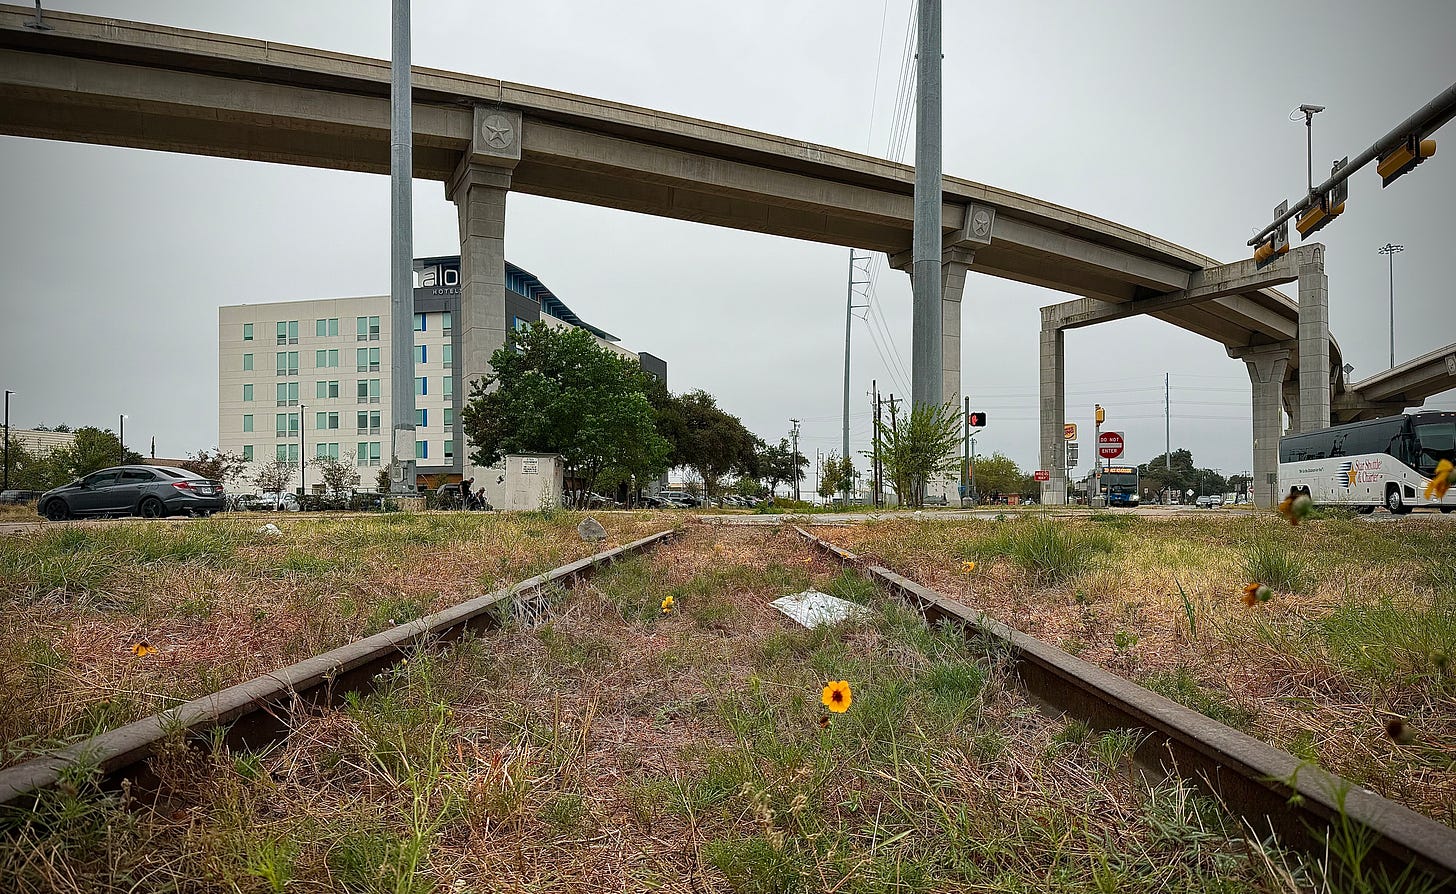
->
1034;470;1050;482
1097;431;1125;460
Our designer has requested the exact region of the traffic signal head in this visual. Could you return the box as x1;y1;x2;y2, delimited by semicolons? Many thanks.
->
1095;404;1105;424
968;411;987;428
1378;138;1436;187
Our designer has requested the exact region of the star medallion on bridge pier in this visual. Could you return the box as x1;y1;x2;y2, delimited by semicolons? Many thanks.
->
481;114;515;150
972;209;992;239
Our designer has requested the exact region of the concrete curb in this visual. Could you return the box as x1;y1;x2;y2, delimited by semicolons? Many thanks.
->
0;528;676;809
795;526;1456;887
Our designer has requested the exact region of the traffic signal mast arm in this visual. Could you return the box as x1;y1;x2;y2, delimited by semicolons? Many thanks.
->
1247;80;1456;249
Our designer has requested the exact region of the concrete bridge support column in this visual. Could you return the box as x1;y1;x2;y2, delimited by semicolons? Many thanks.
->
1233;342;1294;509
928;247;974;504
1297;245;1330;432
1038;319;1067;506
445;108;521;480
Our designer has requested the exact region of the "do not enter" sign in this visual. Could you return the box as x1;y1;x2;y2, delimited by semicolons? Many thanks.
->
1097;431;1125;460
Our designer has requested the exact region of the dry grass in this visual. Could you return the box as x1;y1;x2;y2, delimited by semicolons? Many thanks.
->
1;525;1323;893
819;512;1456;826
0;511;669;767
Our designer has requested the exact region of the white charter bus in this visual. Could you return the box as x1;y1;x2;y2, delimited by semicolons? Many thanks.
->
1278;410;1455;514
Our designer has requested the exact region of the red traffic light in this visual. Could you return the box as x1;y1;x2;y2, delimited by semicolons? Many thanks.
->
968;412;987;427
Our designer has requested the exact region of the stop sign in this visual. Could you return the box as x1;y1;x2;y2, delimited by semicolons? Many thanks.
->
1097;431;1125;460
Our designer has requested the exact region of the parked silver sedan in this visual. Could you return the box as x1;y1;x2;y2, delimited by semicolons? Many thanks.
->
37;465;226;520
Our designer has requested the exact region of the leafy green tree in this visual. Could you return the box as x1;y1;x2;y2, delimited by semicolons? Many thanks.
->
182;448;250;486
969;452;1023;498
51;427;142;478
310;451;362;494
667;390;758;500
6;441;71;491
254;459;294;498
756;437;807;497
871;401;961;509
817;452;857;500
461;323;670;508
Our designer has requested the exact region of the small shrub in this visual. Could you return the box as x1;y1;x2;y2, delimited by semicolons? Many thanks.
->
980;518;1112;584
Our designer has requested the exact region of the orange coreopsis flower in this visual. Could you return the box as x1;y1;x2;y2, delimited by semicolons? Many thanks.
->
1241;583;1273;607
131;641;157;657
1424;459;1454;502
1277;490;1313;525
961;560;977;574
821;680;852;713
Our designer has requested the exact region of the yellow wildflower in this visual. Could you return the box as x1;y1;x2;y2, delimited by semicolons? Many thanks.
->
661;595;675;615
821;680;852;713
130;641;157;657
1241;583;1273;607
1424;459;1454;502
961;560;976;574
1277;489;1313;525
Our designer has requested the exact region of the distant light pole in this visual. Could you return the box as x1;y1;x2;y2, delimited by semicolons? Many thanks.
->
119;413;128;464
1378;243;1404;369
3;389;13;490
789;418;802;502
298;404;307;501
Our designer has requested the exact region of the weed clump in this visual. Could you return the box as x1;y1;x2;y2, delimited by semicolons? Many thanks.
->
980;517;1113;584
1241;536;1309;593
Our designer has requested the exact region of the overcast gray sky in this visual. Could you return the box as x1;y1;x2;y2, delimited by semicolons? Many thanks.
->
2;0;1453;479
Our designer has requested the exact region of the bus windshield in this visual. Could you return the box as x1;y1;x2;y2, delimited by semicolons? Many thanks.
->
1101;472;1137;491
1413;419;1455;476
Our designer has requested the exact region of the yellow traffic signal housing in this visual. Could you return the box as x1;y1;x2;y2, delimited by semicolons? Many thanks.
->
1295;200;1345;239
1377;138;1436;187
1095;404;1105;424
1253;239;1288;268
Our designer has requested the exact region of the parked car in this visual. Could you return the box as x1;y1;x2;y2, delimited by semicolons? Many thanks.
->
1194;494;1224;509
37;465;225;520
0;489;41;504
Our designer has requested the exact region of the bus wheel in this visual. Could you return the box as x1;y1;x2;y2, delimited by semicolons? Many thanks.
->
1386;486;1411;515
1442;506;1454;514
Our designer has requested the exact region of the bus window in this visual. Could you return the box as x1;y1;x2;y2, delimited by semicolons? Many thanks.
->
1413;420;1455;476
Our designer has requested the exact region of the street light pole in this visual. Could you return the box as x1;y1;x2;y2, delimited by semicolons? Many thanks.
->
299;404;307;501
3;390;12;490
1378;243;1404;369
119;413;127;464
790;418;802;503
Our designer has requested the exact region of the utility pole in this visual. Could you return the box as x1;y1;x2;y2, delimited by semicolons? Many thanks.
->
910;0;943;414
841;250;869;505
1378;243;1404;369
790;418;802;503
1165;373;1171;505
119;414;127;465
871;380;881;508
962;396;970;506
3;389;12;491
388;0;417;495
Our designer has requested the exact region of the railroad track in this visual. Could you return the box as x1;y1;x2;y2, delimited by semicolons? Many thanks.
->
795;526;1456;889
0;528;676;809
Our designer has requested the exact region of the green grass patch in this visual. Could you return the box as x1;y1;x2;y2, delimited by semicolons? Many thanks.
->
1142;666;1257;730
978;517;1114;584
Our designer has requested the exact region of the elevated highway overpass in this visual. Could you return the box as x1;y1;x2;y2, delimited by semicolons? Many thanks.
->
1;5;1450;505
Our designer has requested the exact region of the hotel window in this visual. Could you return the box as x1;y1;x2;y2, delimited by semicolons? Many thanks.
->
357;442;381;467
275;443;300;464
316;380;339;400
316;349;339;369
243;323;253;342
442;344;453;369
443;376;453;398
242;445;253;461
444;440;453;460
243;353;254;371
441;311;452;334
316;318;339;338
414;313;426;332
414;345;427;365
243;384;254;402
277;320;299;345
275;413;299;437
416;377;427;396
357;315;380;341
416;408;428;428
357;410;381;434
242;414;254;433
416;440;428;460
316;442;340;460
276;382;299;406
316;412;339;431
276;352;298;376
357;347;380;372
444;407;454;429
357;379;381;404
